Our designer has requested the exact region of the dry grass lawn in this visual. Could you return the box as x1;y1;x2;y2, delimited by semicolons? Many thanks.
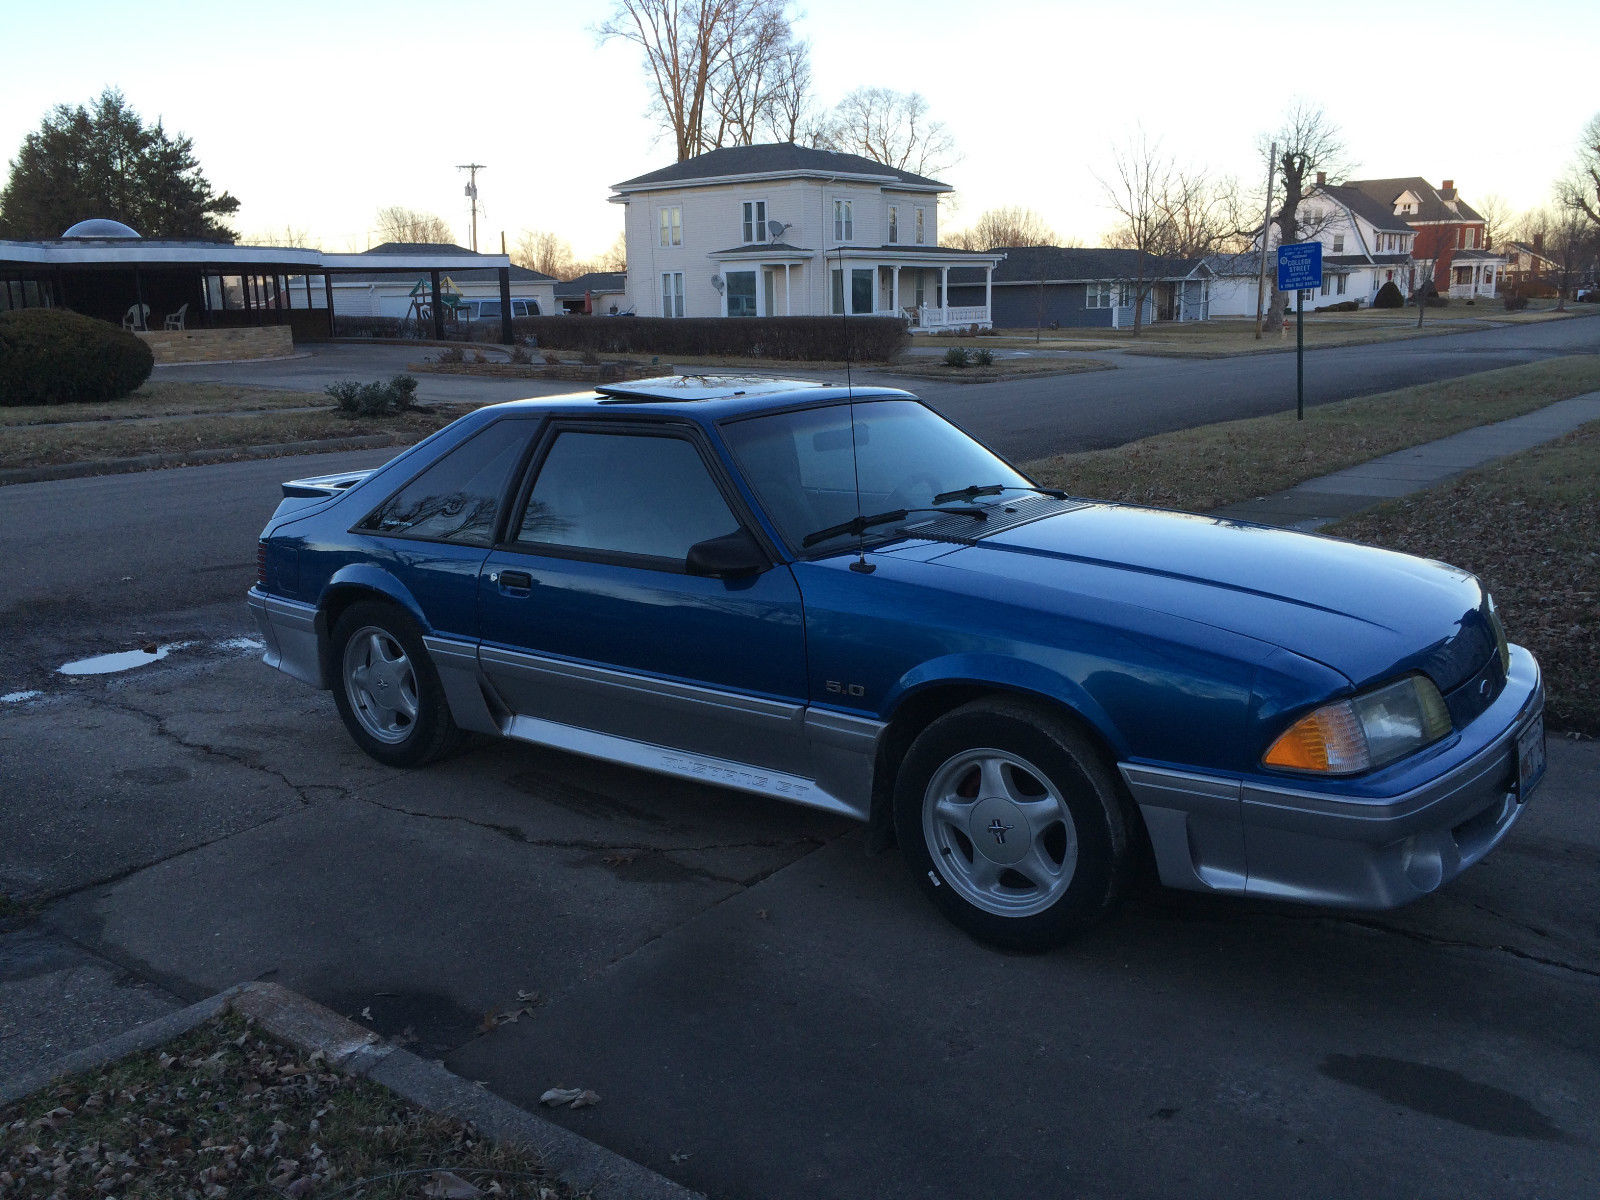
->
0;382;327;427
1025;356;1600;512
0;1012;572;1199
1333;421;1600;734
0;407;450;471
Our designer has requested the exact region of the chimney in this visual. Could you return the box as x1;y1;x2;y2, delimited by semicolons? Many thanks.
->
1441;179;1454;190
1315;171;1326;187
1533;232;1544;252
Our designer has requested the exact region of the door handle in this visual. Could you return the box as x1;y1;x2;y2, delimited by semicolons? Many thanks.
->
496;569;534;592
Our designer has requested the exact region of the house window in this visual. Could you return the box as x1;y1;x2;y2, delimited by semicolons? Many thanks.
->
660;271;684;317
915;209;925;244
1118;284;1131;307
742;200;766;245
1085;282;1114;309
1337;274;1347;295
1455;267;1472;285
725;270;757;316
888;206;899;244
851;268;873;313
659;207;682;247
833;199;853;242
1321;276;1332;296
1332;235;1345;253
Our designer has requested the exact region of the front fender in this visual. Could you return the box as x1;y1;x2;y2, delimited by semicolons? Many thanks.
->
886;652;1128;759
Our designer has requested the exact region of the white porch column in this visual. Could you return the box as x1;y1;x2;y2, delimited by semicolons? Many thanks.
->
892;266;900;317
940;266;950;318
984;266;993;320
785;265;791;314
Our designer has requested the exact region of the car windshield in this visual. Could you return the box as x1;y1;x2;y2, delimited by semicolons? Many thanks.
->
721;400;1030;554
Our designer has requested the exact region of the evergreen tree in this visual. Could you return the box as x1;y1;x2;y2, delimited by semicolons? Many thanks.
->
0;89;240;241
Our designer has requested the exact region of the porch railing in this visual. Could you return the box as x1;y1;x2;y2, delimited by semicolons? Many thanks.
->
909;304;990;329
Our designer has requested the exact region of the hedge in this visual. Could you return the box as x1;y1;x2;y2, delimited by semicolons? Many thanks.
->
0;308;154;406
508;315;908;362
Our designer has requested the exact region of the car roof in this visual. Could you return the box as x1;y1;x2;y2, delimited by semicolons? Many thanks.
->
475;375;918;422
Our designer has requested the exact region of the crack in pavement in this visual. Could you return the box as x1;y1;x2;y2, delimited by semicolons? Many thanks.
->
352;793;825;888
1307;912;1600;981
89;695;347;808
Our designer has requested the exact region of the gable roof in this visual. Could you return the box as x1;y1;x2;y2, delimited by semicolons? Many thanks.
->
1343;178;1484;224
554;271;627;299
953;245;1200;286
613;142;948;193
1312;184;1417;234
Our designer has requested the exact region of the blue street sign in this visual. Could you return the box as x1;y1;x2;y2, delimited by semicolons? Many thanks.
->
1278;241;1323;291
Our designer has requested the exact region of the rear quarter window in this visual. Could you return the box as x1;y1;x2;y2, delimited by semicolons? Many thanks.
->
358;421;534;545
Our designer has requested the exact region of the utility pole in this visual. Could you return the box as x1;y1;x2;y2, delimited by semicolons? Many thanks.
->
1254;140;1276;340
457;163;486;252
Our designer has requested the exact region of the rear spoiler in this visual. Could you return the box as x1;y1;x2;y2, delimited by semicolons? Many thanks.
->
282;470;374;499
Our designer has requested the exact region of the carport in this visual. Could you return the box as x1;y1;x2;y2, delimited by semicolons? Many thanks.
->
0;220;518;351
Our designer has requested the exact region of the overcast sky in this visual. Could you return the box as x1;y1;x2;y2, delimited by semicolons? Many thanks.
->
5;0;1597;255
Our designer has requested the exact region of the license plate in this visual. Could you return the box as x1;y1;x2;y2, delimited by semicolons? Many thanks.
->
1516;714;1546;799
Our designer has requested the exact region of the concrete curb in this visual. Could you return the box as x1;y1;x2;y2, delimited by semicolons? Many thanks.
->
153;352;315;368
0;434;405;486
0;981;703;1200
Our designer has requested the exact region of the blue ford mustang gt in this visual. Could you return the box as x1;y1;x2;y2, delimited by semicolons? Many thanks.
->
249;376;1545;949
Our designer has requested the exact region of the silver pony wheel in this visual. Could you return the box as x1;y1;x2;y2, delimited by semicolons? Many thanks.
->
342;626;420;745
922;747;1079;918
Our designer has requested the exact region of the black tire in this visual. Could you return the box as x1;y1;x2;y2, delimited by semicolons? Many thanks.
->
328;600;464;767
893;698;1133;951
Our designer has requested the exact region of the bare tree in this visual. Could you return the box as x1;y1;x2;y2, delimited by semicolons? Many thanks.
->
1524;205;1598;310
824;87;957;177
941;206;1058;250
1257;101;1350;331
239;225;315;248
375;206;455;245
512;230;577;278
599;231;628;271
599;0;801;161
1557;111;1600;230
763;38;815;143
1476;192;1511;250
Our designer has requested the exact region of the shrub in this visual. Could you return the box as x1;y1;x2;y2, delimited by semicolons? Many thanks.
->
944;347;970;367
1313;300;1360;313
432;345;465;364
505;315;907;362
542;351;561;365
1372;282;1404;308
579;349;601;366
1502;292;1529;312
973;348;995;366
507;345;533;364
0;308;154;406
326;374;417;417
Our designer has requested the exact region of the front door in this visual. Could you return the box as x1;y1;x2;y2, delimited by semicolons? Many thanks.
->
477;422;810;776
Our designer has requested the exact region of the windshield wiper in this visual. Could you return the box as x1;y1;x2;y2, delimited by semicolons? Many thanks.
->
801;506;986;549
931;482;1070;506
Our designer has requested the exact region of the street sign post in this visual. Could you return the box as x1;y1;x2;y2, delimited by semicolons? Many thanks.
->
1277;242;1323;420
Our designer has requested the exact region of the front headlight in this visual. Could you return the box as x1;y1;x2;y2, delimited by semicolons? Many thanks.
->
1263;674;1452;775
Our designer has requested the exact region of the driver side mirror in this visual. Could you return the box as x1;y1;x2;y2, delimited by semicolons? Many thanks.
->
686;528;769;579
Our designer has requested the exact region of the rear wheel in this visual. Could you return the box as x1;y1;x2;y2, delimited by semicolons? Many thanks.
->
329;601;463;767
893;698;1132;950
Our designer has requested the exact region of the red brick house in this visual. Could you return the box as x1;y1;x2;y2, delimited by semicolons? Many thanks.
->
1343;177;1498;298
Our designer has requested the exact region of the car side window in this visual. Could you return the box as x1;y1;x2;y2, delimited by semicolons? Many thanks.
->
516;431;740;565
359;421;533;545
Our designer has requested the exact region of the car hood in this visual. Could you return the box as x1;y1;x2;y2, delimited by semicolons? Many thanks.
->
920;503;1494;692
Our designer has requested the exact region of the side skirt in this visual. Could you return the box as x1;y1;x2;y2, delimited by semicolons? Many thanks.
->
501;711;871;821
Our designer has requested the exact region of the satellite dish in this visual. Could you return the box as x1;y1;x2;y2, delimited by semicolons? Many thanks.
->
710;274;725;292
767;220;791;242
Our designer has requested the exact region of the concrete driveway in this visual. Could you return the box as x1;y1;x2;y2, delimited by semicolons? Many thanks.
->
3;639;1597;1200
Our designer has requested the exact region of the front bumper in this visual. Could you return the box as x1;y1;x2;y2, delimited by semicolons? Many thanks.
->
1121;645;1544;909
246;587;324;689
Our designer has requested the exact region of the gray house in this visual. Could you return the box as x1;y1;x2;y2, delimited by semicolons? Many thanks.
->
947;246;1210;329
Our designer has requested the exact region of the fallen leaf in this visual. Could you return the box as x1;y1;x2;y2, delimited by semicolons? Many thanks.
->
540;1086;601;1108
359;1006;373;1022
423;1169;483;1198
754;909;769;920
670;1151;692;1163
569;1089;601;1109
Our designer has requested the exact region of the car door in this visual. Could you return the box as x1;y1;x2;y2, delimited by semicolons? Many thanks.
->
477;419;811;777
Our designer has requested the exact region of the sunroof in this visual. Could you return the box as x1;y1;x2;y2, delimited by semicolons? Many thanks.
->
594;375;829;403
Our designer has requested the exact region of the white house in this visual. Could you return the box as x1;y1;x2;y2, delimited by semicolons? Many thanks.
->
610;143;1002;329
1260;181;1418;307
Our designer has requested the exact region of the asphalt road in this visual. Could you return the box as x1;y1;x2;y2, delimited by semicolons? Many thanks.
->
3;317;1600;1198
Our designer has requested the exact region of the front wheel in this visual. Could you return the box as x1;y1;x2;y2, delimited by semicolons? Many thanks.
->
893;699;1133;950
329;601;463;767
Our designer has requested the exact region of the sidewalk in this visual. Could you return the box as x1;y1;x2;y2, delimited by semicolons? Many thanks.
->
1208;391;1600;530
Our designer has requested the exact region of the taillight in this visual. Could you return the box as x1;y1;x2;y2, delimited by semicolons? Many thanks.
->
256;541;268;588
